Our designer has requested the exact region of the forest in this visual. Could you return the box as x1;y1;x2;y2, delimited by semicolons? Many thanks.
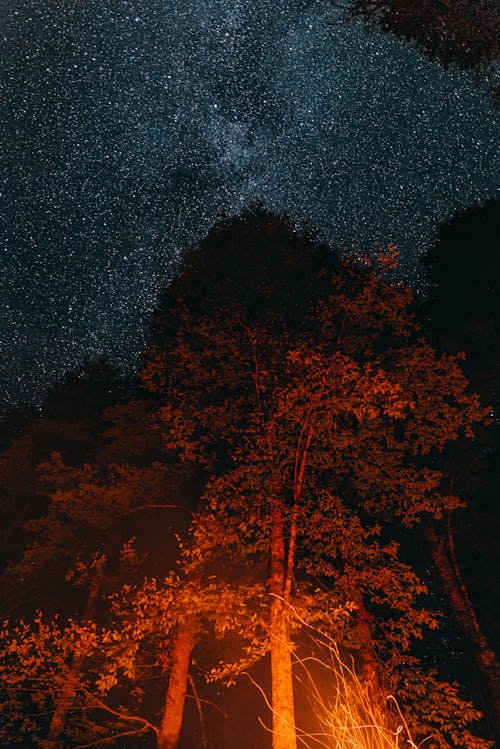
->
0;201;499;749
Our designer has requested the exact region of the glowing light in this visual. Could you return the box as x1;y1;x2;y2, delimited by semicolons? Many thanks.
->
251;601;423;749
295;637;418;749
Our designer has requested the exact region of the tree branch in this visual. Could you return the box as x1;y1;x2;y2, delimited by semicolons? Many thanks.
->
286;406;315;602
188;674;209;749
75;686;159;739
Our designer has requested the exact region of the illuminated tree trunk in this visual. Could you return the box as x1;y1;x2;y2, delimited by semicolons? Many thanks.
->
270;499;297;749
157;619;196;749
41;577;101;749
423;518;500;724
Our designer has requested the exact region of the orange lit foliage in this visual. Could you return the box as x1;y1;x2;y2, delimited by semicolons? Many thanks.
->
0;227;490;748
0;359;124;579
0;400;199;749
0;533;268;749
0;391;270;749
84;511;269;749
0;583;160;747
142;247;489;749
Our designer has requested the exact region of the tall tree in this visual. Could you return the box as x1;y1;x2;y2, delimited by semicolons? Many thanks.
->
142;225;488;748
0;358;126;575
0;393;197;748
419;197;500;736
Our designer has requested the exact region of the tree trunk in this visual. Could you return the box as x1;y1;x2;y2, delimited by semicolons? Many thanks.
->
41;577;101;749
423;517;500;726
346;583;386;709
269;499;297;749
157;619;196;749
353;597;380;686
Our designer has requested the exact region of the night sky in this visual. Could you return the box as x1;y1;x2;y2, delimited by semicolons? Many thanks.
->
1;0;499;411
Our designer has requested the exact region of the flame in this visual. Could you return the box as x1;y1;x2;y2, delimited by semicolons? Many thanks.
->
249;599;423;749
294;638;418;749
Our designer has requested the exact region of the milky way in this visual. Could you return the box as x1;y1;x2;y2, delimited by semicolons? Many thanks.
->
1;0;498;410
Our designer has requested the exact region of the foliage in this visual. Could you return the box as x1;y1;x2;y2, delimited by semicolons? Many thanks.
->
142;246;487;747
0;537;270;747
348;0;500;79
419;197;500;740
0;397;201;747
393;656;492;749
0;216;492;747
0;611;156;747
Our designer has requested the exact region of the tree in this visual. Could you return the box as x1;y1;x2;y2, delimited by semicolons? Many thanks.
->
0;603;171;748
100;564;267;749
419;197;500;737
142;227;488;749
347;0;500;99
0;393;198;748
0;521;268;749
0;384;270;749
0;359;126;575
421;197;500;399
1;213;491;747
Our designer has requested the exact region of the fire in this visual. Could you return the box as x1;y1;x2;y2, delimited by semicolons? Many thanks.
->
245;603;422;749
294;633;419;749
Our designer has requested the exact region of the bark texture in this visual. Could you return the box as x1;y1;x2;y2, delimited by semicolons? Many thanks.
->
348;587;379;682
157;619;196;749
270;499;297;749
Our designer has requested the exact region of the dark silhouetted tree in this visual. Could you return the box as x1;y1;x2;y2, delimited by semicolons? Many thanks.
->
420;197;500;737
348;0;500;100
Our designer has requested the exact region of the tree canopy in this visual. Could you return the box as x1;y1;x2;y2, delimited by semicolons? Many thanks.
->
0;212;495;748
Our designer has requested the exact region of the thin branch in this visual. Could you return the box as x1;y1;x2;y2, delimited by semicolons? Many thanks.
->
293;404;313;494
76;686;158;737
446;505;482;638
188;674;209;749
286;406;315;602
185;692;228;719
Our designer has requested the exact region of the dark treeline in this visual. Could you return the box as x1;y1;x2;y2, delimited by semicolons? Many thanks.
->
346;0;500;103
0;205;498;748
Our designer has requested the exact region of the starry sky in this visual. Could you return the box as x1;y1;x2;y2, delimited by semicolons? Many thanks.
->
1;0;499;411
